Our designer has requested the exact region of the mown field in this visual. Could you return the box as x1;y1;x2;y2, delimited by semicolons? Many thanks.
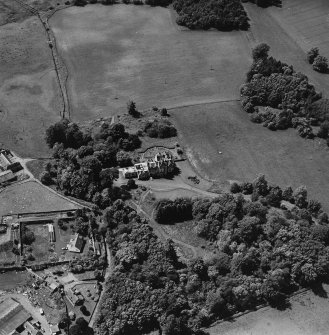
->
50;4;251;120
172;101;329;211
0;1;61;158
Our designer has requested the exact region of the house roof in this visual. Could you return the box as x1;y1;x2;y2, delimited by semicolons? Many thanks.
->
0;298;31;335
68;234;85;253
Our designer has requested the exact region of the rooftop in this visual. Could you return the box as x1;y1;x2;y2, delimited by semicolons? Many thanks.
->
0;298;31;335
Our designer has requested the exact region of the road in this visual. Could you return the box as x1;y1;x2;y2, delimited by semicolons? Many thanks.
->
88;241;113;328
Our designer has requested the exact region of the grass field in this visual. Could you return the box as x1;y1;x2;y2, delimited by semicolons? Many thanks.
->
0;6;61;158
25;224;55;263
209;284;329;335
172;101;329;211
50;4;251;120
0;271;29;291
0;180;81;217
244;0;329;96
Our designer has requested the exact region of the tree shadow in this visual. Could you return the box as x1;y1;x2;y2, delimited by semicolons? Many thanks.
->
310;282;328;298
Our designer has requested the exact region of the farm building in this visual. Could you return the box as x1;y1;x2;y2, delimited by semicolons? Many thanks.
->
0;298;32;335
66;288;84;306
67;234;85;253
0;170;15;183
121;151;175;180
47;223;56;242
0;150;12;169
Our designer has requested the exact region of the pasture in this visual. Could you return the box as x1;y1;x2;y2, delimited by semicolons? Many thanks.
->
50;4;251;120
209;284;329;335
0;5;62;157
172;101;329;211
0;180;81;217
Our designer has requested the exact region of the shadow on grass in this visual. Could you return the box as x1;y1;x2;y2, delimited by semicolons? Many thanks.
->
310;282;328;298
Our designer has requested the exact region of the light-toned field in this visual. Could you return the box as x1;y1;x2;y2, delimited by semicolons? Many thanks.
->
244;0;329;96
50;4;251;120
172;101;329;211
0;180;80;217
0;6;61;157
209;285;329;335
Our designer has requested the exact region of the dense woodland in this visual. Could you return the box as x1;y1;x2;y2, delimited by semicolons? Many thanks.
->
173;0;249;31
43;119;141;207
94;175;329;335
240;44;329;140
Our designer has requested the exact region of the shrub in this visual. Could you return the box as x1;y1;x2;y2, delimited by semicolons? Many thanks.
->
252;43;270;61
313;55;329;73
40;171;52;185
230;182;241;194
127;100;139;117
307;47;319;64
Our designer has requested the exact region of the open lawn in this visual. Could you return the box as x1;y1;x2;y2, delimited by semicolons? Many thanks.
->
209;284;329;335
172;101;329;211
50;4;251;120
0;180;81;217
0;6;61;158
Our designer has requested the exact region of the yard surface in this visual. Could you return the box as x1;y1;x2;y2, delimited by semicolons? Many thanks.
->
172;101;329;211
0;180;81;217
209;284;329;335
50;4;251;120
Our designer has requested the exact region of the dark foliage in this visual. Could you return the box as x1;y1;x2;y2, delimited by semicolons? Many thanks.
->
144;119;177;138
173;0;249;31
21;224;35;245
95;181;329;335
155;198;193;224
242;44;323;138
44;121;140;207
245;0;282;8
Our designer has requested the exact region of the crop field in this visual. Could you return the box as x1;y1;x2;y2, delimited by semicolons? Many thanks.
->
244;0;329;96
0;3;62;158
209;284;329;335
50;4;251;120
0;180;81;217
172;101;329;211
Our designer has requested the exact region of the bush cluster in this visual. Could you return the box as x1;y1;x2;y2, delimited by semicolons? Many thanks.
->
307;47;329;73
241;44;323;138
144;119;177;138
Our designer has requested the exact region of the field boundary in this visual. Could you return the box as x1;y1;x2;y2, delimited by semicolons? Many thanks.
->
166;98;241;111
